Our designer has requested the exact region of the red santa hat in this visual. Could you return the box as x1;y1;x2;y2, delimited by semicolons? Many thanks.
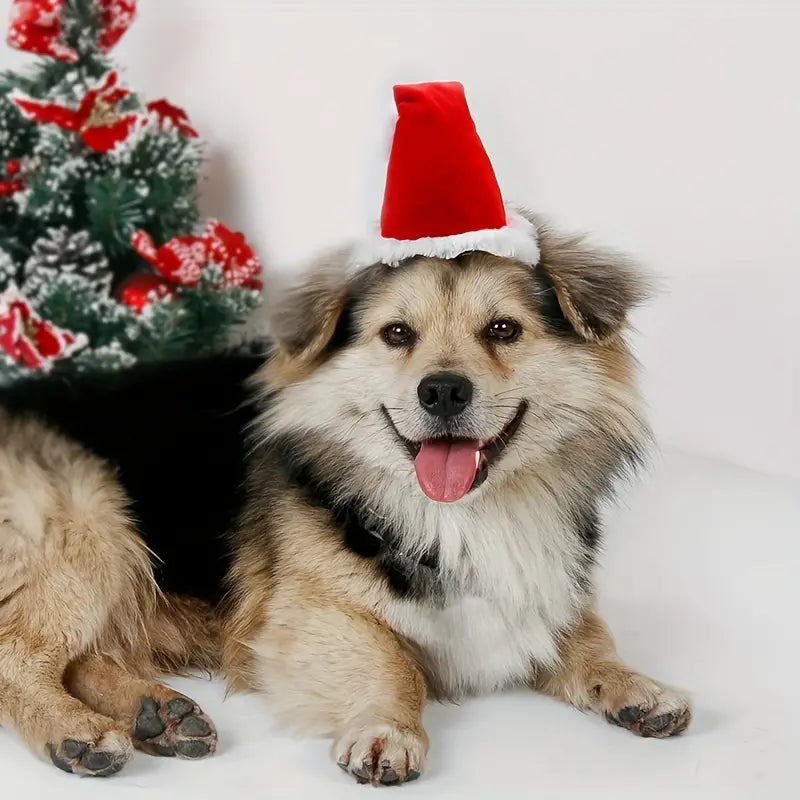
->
350;81;539;271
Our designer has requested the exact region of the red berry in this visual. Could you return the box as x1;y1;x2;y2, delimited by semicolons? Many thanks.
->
5;159;21;176
117;273;176;313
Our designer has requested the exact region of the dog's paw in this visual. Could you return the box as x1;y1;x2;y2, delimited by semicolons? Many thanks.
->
49;729;132;777
603;679;691;738
334;723;427;786
133;695;217;759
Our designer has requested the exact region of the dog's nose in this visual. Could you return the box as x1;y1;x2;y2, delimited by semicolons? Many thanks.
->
417;372;474;418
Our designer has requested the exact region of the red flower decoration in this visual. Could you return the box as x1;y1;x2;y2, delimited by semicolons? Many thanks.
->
7;0;77;62
10;71;140;153
146;99;198;138
0;284;87;370
131;229;208;286
131;222;262;290
97;0;137;52
204;221;262;290
117;272;176;313
6;0;136;62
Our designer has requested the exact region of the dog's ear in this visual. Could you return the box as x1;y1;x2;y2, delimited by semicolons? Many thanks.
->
265;246;368;383
530;215;653;343
268;247;352;359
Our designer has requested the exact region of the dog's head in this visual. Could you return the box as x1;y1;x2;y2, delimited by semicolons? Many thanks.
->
259;214;652;504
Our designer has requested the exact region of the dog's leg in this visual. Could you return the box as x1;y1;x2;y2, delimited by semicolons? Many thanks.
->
241;586;428;786
65;654;217;759
0;417;155;775
535;607;691;737
0;673;132;776
0;526;136;777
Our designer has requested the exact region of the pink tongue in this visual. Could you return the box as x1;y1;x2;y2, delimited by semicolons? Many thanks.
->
414;440;480;502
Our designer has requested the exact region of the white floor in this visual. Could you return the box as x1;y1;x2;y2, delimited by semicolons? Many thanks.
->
4;450;798;799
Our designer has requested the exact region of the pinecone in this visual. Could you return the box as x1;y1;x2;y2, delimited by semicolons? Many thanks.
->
23;227;111;297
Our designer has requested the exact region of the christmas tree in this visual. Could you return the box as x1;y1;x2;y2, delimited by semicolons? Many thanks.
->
0;0;262;381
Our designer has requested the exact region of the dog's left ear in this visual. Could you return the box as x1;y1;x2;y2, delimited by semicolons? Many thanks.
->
530;215;653;343
264;246;379;384
267;247;352;359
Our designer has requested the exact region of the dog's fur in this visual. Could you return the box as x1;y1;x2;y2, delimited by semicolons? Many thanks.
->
0;214;690;783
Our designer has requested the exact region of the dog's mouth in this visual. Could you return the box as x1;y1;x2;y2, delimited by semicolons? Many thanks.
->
381;401;528;503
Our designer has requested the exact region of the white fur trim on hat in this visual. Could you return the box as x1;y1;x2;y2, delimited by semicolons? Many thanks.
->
348;208;540;273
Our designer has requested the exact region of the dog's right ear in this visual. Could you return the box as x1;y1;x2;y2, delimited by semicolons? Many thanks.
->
265;246;361;384
528;214;654;343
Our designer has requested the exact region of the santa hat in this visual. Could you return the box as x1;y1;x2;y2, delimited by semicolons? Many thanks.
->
350;81;539;271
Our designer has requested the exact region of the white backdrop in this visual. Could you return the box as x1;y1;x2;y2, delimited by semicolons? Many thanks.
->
2;0;798;478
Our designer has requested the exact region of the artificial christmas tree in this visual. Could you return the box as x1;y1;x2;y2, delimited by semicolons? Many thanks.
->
0;0;262;380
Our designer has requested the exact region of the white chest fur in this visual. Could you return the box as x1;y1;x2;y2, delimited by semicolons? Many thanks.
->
371;482;589;696
384;594;567;696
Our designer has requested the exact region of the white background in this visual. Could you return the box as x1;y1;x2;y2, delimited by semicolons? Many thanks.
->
2;0;798;479
1;1;798;798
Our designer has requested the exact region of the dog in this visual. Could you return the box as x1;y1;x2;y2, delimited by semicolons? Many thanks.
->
0;213;691;783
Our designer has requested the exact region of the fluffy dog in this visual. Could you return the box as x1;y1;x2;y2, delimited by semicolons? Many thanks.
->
0;214;690;782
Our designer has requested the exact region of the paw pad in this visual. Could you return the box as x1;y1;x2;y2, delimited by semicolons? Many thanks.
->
133;695;217;759
335;723;427;786
606;702;691;738
49;735;130;777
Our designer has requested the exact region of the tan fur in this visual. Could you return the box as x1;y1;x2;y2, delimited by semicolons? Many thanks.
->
535;608;692;737
224;495;415;703
532;214;654;342
228;499;428;780
263;245;355;386
65;655;178;725
0;219;686;784
0;411;217;772
0;411;152;768
64;654;218;757
145;594;222;676
228;238;687;782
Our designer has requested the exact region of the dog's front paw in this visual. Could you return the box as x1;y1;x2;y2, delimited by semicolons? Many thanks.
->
334;722;428;786
603;678;691;738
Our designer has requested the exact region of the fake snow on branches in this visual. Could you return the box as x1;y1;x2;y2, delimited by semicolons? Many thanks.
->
0;0;263;380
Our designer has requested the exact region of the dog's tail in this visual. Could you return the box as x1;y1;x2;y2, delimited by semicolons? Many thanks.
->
146;594;223;676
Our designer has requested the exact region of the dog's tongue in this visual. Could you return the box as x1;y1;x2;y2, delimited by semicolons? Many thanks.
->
414;440;480;502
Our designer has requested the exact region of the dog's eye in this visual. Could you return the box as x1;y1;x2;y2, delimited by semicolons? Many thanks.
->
381;322;417;348
485;319;521;343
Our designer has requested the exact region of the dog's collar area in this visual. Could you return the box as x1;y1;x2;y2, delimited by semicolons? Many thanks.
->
329;498;441;595
274;441;440;592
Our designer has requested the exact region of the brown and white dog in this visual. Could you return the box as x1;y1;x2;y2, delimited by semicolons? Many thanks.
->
0;213;690;783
